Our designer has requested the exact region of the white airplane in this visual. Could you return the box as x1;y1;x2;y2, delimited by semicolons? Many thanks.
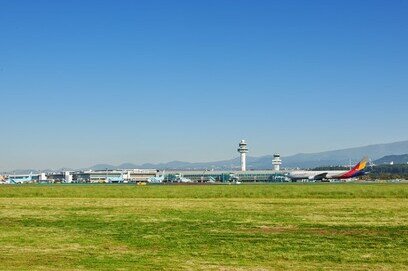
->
174;175;192;183
206;176;216;183
147;172;165;183
287;157;368;181
106;172;124;183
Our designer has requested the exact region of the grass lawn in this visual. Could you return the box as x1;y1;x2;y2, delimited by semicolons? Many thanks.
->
0;183;407;270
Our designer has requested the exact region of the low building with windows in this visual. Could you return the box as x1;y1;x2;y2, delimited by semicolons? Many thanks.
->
74;169;157;183
162;170;288;183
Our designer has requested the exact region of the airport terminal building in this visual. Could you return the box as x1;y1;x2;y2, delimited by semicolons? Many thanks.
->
73;169;157;183
3;141;290;184
161;170;288;183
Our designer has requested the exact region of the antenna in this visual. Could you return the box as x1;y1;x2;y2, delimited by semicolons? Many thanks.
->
368;158;376;169
346;158;354;169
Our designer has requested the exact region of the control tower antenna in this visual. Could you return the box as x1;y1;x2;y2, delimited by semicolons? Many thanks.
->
237;140;248;171
272;153;282;171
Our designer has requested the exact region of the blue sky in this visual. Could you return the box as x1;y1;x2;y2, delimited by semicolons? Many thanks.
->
1;0;407;170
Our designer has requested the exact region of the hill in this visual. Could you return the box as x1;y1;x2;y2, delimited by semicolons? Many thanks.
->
87;140;408;170
374;154;408;165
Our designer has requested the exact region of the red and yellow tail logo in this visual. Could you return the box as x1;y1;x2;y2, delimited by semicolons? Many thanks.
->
355;157;368;171
339;157;368;178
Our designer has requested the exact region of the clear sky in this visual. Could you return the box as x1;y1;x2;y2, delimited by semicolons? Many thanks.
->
1;0;407;170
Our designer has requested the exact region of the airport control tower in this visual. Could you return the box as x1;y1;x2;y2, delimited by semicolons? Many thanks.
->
272;153;282;171
237;140;248;171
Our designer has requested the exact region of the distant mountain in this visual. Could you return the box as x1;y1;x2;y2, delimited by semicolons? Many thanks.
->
88;164;117;170
88;159;242;171
4;169;40;174
5;168;74;175
8;140;408;173
84;140;408;170
374;154;408;165
281;140;408;168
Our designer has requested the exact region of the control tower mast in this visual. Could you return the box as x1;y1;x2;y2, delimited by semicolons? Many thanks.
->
272;153;282;171
237;140;248;171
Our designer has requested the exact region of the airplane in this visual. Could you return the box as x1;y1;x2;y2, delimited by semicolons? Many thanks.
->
106;176;124;183
287;157;368;182
174;174;192;183
0;176;7;184
106;172;125;183
147;174;165;184
206;176;216;183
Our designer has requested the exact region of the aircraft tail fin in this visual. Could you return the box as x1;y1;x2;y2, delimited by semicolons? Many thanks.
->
339;157;368;178
351;157;368;171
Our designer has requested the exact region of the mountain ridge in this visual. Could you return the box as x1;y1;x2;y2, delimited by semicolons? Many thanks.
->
87;140;408;170
374;154;408;165
6;140;408;173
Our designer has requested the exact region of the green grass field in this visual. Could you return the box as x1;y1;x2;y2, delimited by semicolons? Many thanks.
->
0;183;407;270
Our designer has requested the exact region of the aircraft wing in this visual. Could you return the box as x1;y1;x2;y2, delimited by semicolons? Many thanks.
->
312;172;328;180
